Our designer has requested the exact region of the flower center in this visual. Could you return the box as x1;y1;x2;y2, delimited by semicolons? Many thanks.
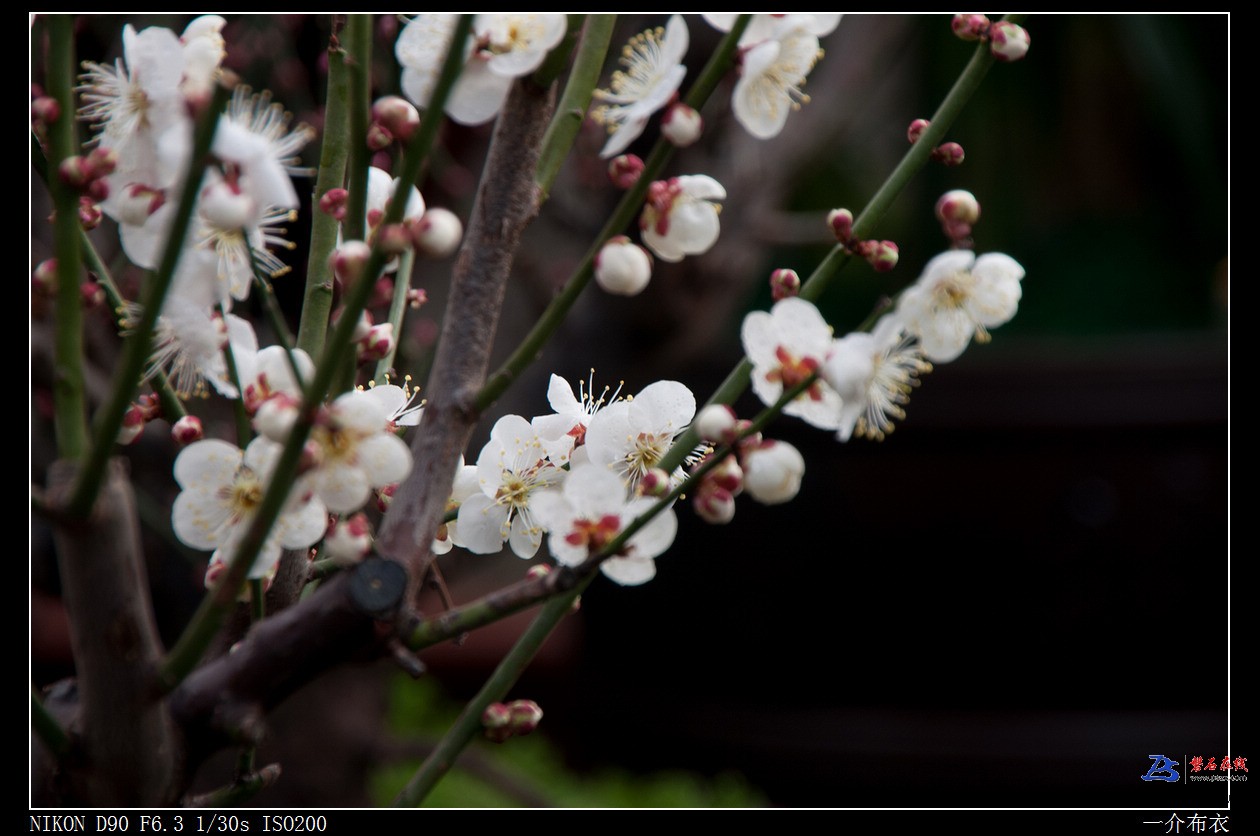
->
495;472;534;509
227;467;263;516
626;432;668;477
934;270;976;306
565;514;623;553
768;346;824;400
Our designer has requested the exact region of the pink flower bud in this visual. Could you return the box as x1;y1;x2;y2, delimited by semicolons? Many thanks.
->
769;268;801;301
375;483;397;513
951;13;991;41
78;197;103;230
989;21;1030;62
607;154;645;189
372;95;420;144
331;240;372;285
637;467;672;497
30;96;60;127
508;700;543;736
661;102;703;148
407;288;429;309
482;702;512;729
742;439;805;505
907;118;930;144
80;281;105;309
931;141;965;166
118;403;147;445
695;404;737;443
827;208;854;244
85;146;118;179
408;207;463;258
325;513;373;566
936;189;980;225
171;415;204;446
32;259;57;294
318;188;349;220
357;323;395;363
366;122;394;151
58;156;91;189
137;393;162;421
595;235;653;296
86;178;110;203
694;485;736;525
865;240;899;273
526;564;552;580
707;455;744;495
376;222;412;256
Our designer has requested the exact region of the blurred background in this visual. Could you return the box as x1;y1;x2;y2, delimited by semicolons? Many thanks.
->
32;14;1228;807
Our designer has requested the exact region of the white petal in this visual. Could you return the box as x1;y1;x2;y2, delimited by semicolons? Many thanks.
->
509;514;542;559
172;488;232;550
357;432;413;487
174;438;241;489
457;493;510;553
278;496;329;549
315;462;371;514
446;62;513;126
600;554;656;586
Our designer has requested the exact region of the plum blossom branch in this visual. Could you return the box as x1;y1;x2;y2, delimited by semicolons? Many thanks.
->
474;15;753;414
65;79;232;518
157;18;474;692
373;248;414;383
656;23;1013;474
342;15;373;244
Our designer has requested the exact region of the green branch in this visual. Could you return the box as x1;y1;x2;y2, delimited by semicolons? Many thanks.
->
534;15;615;199
373;249;415;383
46;15;88;462
65;80;231;518
342;14;372;244
297;17;353;356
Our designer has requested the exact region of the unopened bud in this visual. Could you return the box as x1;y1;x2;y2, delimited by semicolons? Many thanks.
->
366;122;394;151
638;467;672;497
357;322;395;363
661;102;703;148
936;189;980;226
865;240;899;273
31;96;60;127
331;240;372;285
407;288;429;309
526;564;552;580
769;268;801;301
482;702;514;742
693;485;736;525
951;13;990;41
695;404;737;443
507;700;543;736
85;146;118;179
707;455;744;495
254;393;299;442
372;95;420;143
80;280;105;309
989;21;1030;62
137;393;162;421
118;403;147;445
595;235;653;296
171;415;204;446
408;207;463;258
827;208;854;244
318;188;349;220
86;177;110;203
931;141;965;166
325;513;373;566
58;156;91;189
607;154;645;189
299;439;325;473
78;197;103;230
376;222;412;256
907;118;930;144
33;259;58;294
741;439;805;505
375;483;397;513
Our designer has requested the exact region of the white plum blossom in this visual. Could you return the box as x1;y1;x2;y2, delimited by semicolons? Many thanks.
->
214;87;316;212
301;389;414;514
532;372;623;467
584;379;696;486
396;13;567;126
822;316;932;442
172;437;328;579
639;175;725;263
237;345;314;414
531;464;677;586
704;14;840;140
591;15;689;159
179;15;227;100
895;251;1025;363
361;381;425;429
137;294;256;399
741;297;843;430
459;415;565;558
594;235;653;296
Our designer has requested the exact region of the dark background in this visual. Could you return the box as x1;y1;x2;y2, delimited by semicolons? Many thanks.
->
32;14;1229;808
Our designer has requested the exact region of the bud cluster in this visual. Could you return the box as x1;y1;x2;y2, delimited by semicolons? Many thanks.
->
950;14;1030;62
935;189;981;247
906;118;966;167
825;208;899;273
482;699;544;743
688;405;808;524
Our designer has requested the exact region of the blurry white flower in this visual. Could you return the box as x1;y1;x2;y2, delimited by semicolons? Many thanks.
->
895;251;1024;363
822;316;931;442
741;440;805;505
302;389;413;514
591;15;689;158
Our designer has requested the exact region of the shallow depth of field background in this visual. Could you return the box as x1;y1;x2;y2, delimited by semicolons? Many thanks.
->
31;14;1228;807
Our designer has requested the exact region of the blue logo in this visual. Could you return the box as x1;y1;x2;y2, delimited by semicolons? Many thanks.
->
1142;754;1181;782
